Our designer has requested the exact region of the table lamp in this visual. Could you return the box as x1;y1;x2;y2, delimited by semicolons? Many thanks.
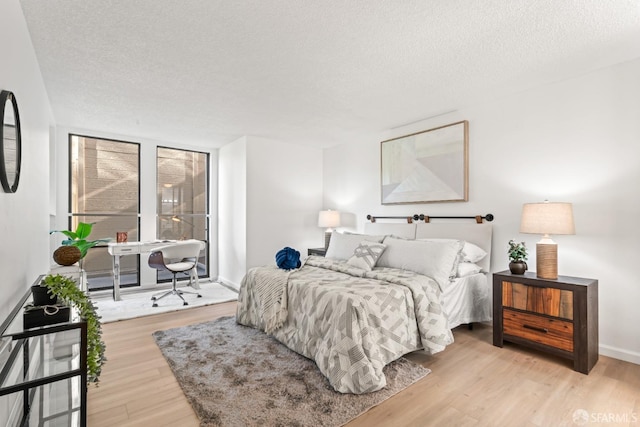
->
520;201;575;279
318;210;341;250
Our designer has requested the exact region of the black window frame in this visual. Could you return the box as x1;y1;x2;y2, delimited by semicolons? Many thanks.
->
68;133;142;290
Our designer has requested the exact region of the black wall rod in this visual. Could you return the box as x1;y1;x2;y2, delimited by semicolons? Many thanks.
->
366;214;494;223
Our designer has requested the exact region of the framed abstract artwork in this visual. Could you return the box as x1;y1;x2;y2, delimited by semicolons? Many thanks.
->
380;120;468;205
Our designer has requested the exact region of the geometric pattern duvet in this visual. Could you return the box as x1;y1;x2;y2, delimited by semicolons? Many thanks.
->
236;256;454;394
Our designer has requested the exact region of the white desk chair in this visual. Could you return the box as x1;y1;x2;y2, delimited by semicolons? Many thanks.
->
148;240;203;307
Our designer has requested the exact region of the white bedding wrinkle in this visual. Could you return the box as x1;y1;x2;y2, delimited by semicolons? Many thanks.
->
456;262;483;277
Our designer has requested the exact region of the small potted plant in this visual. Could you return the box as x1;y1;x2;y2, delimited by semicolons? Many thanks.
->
508;240;528;274
50;222;110;266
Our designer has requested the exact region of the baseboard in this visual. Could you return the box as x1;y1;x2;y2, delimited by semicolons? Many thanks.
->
600;344;640;365
216;277;240;292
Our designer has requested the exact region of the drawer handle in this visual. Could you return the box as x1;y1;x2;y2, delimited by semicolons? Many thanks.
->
523;324;548;334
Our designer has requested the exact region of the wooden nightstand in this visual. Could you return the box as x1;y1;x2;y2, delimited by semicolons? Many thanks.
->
307;247;326;256
493;271;598;374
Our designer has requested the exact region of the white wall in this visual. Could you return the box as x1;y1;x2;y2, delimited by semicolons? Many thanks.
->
0;0;53;422
219;136;323;288
52;125;219;287
0;0;53;318
218;137;248;287
246;137;324;267
324;58;640;364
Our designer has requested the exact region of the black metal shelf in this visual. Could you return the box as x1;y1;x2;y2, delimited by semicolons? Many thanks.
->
0;276;87;427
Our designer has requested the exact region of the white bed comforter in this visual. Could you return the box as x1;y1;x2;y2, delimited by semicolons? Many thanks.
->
236;256;453;394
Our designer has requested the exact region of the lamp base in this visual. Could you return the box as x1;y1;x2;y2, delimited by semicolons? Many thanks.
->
536;242;558;280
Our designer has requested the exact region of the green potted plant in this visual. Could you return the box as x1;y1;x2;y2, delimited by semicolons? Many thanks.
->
41;274;106;385
50;222;110;266
508;240;528;274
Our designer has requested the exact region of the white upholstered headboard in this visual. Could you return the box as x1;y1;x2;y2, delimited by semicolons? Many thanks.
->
363;222;417;239
364;221;493;272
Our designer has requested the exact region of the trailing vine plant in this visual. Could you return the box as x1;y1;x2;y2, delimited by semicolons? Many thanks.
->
41;274;106;385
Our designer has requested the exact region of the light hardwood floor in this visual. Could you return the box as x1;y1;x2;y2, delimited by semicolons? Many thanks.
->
88;302;640;426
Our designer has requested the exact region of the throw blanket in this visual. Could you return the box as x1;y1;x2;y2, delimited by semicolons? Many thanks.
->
237;257;453;394
240;266;290;334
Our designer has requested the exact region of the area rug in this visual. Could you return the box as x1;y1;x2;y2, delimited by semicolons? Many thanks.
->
153;316;430;427
93;282;238;323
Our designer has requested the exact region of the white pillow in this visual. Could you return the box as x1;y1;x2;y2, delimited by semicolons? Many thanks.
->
456;262;483;277
346;241;387;271
325;232;385;260
377;237;463;290
460;242;487;263
418;238;487;263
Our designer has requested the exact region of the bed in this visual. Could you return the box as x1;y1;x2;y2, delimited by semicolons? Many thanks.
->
236;220;492;394
364;221;493;330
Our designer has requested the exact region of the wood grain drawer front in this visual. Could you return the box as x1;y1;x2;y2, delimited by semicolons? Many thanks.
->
502;281;573;320
503;309;574;352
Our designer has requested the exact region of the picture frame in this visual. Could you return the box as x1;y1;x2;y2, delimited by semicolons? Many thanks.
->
380;120;468;205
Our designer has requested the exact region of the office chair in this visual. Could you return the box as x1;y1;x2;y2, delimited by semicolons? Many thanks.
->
148;240;203;307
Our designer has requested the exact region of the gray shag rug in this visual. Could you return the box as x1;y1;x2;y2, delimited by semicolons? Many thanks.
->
152;316;430;427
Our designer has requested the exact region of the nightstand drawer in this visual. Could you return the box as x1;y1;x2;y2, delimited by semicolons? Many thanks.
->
502;281;573;320
503;308;574;352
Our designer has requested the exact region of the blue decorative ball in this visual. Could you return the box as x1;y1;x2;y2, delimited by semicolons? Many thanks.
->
275;247;301;270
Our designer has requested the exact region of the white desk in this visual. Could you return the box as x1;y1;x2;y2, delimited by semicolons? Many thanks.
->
107;241;201;301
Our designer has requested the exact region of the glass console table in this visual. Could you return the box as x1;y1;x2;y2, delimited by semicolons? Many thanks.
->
0;275;87;427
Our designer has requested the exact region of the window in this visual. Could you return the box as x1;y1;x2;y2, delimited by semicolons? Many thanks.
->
156;147;209;281
69;135;140;290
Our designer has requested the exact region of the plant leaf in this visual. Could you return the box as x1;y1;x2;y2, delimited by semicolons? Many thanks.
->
73;238;110;258
75;222;94;240
51;230;77;240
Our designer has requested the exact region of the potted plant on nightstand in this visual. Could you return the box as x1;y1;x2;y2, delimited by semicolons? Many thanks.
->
508;240;528;275
40;274;106;385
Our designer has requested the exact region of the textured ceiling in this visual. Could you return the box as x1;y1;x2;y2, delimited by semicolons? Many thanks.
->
19;0;640;149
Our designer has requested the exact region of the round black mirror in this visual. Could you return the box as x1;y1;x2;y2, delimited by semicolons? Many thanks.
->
0;90;22;193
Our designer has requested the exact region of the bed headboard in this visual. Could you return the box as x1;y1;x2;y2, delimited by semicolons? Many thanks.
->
364;215;493;272
363;222;417;239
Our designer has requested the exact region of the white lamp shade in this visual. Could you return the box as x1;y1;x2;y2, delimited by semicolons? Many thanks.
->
520;202;575;236
318;210;341;228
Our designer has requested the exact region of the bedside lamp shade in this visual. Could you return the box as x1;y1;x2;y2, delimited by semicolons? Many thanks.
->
520;201;575;279
318;210;341;250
